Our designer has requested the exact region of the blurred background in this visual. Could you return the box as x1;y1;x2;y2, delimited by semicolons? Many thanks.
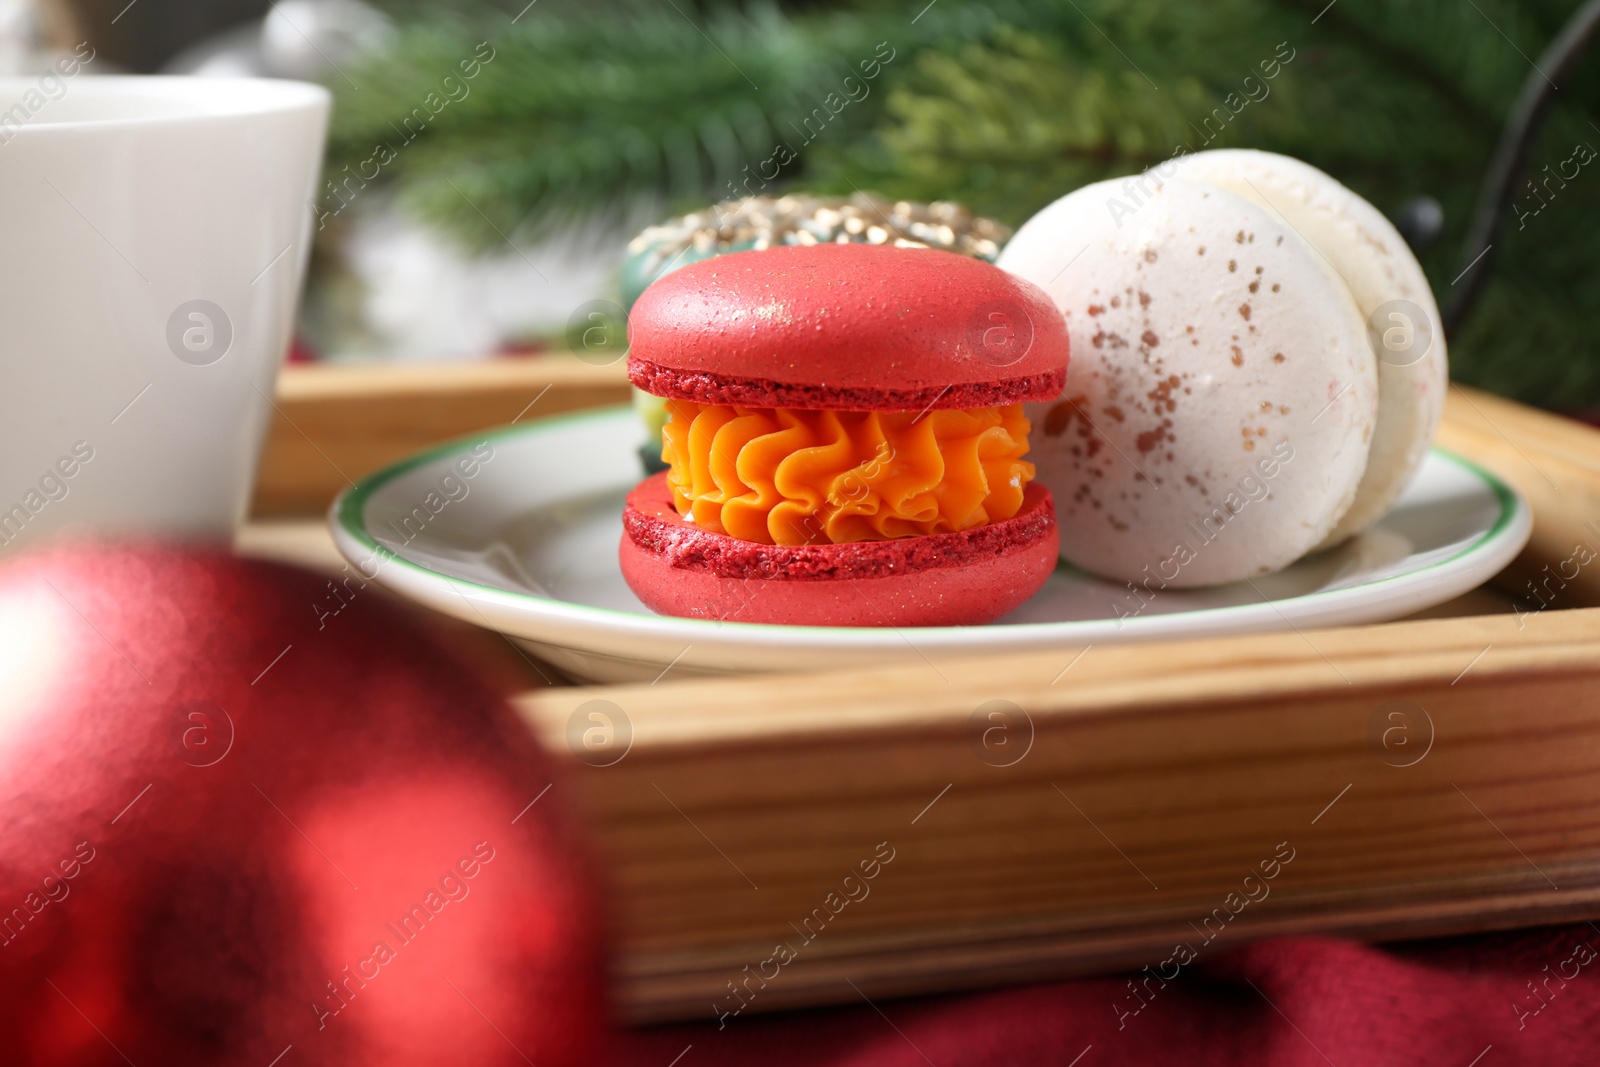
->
3;0;1598;410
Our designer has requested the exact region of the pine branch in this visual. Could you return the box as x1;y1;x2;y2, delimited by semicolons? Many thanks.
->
326;3;913;245
317;0;1600;408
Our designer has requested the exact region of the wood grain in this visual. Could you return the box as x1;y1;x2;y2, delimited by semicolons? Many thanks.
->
520;606;1600;1022
250;358;631;516
1439;384;1600;606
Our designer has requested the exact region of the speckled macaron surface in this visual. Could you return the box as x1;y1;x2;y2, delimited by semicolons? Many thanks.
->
1173;149;1448;548
998;177;1378;587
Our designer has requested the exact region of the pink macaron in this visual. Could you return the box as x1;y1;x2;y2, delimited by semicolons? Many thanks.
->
622;243;1070;626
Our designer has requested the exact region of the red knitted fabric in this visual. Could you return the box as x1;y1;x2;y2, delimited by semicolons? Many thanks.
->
613;925;1600;1065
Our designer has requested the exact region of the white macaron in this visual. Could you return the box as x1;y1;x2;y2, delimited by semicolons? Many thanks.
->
1172;149;1448;547
998;175;1379;587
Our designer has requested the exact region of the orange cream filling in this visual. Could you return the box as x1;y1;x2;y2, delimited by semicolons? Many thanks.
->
660;400;1035;545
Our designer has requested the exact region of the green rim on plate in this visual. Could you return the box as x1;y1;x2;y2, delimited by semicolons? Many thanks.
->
332;404;1524;638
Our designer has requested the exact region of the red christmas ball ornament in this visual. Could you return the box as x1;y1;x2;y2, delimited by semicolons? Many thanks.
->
0;544;604;1066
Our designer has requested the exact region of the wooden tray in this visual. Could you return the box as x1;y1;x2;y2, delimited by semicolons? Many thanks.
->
245;360;1600;1023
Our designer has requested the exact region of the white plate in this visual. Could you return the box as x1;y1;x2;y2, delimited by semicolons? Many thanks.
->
329;406;1530;684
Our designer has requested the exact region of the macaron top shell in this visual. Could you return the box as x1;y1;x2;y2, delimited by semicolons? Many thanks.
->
998;177;1379;587
627;243;1069;410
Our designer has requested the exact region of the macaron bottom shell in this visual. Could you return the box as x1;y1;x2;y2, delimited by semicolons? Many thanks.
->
619;474;1060;627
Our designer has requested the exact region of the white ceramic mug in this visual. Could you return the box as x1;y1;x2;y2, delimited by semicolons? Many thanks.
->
0;74;329;554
